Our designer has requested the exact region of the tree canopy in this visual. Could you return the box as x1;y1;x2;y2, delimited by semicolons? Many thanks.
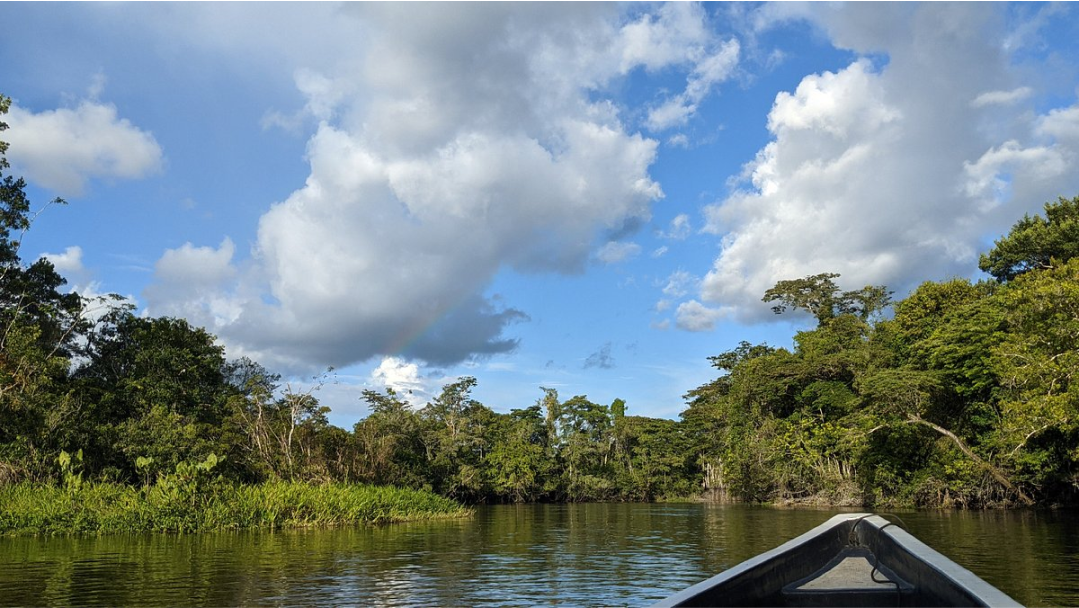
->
763;273;892;324
2;88;1078;507
979;195;1079;282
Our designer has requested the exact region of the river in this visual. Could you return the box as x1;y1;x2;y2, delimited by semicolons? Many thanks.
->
1;503;1075;606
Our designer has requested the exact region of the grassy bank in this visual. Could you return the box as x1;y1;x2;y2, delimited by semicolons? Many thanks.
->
0;481;469;536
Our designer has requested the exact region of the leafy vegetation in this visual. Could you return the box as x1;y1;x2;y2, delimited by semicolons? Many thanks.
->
1;457;467;535
682;197;1079;508
2;90;1078;518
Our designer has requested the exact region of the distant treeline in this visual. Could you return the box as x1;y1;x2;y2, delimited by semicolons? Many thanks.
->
2;93;1078;508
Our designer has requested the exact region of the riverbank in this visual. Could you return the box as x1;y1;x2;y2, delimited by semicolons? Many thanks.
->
0;481;469;535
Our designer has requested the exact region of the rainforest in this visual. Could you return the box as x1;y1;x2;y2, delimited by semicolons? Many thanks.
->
3;93;1079;535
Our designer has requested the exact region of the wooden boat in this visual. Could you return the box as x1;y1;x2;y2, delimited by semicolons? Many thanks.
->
653;513;1021;607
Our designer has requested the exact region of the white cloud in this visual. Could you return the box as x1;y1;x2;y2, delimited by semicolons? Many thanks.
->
971;87;1033;108
661;213;692;240
40;245;95;296
651;245;669;258
369;357;432;407
662;269;697;298
4;98;162;196
144;238;243;329
646;38;740;131
75;282;138;326
618;2;711;72
675;300;726;332
667;133;690;148
153;239;237;288
696;4;1079;322
261;68;354;133
143;4;740;372
963;140;1069;208
596;241;642;264
41;246;84;275
1037;104;1079;142
615;3;741;133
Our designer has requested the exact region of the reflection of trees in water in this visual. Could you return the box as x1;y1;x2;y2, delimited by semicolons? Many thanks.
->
0;505;1075;607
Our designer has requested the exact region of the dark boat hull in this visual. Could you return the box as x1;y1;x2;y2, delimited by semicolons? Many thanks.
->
653;513;1020;607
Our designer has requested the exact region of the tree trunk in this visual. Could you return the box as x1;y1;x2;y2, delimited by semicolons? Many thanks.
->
906;414;1034;506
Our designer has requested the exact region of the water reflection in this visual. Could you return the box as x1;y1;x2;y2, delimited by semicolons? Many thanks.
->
0;504;1075;606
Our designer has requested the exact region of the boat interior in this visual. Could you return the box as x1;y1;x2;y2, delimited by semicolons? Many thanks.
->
654;513;1020;608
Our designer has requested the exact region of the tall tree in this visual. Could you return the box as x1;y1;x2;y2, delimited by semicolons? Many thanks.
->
421;377;494;499
485;405;550;502
762;273;845;323
991;257;1079;499
557;395;614;500
0;94;88;480
980;195;1079;282
763;273;891;325
355;388;427;487
71;313;238;481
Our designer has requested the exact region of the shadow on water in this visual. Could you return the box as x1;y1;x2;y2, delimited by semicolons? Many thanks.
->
0;504;1075;606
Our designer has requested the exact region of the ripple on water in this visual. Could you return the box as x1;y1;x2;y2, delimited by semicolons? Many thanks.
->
1;505;1076;607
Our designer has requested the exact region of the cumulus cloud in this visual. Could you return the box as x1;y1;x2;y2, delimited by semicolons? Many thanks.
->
676;300;726;332
41;246;84;275
143;4;738;372
624;3;740;132
695;4;1079;322
646;38;740;131
596;241;642;264
618;2;711;71
144;239;243;330
154;239;237;288
261;68;355;133
1037;104;1079;143
40;245;95;293
4;98;162;196
38;244;136;320
368;357;432;407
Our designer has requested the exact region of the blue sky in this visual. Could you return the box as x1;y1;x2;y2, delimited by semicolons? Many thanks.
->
3;3;1079;427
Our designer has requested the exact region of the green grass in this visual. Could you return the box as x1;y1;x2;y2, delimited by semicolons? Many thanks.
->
0;481;470;535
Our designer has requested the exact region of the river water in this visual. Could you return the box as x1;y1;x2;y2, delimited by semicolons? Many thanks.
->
1;503;1075;606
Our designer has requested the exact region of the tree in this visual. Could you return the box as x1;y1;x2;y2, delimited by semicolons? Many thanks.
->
980;195;1079;282
420;377;494;499
485;405;550;502
0;95;82;356
763;273;891;325
614;416;695;500
354;388;427;487
884;278;990;365
763;273;844;323
991;257;1079;498
71;313;238;481
857;368;1031;506
556;395;614;500
0;94;88;480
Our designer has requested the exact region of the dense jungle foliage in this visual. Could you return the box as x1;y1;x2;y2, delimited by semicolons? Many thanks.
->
2;94;1077;510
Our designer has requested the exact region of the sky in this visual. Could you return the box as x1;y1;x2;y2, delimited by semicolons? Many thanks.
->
3;2;1079;428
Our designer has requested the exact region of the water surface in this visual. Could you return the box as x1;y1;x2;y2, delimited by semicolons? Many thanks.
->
1;504;1074;606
